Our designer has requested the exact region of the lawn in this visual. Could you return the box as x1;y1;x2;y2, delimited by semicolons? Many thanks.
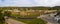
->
17;18;47;24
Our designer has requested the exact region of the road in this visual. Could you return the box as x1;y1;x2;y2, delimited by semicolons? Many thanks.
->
6;18;26;24
37;13;59;24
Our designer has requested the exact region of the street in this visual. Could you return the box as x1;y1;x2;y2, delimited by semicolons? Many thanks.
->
37;13;59;24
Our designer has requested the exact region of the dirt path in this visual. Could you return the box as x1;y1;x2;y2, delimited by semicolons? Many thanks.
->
6;18;26;24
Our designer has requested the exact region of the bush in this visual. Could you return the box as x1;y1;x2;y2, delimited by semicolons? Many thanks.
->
0;10;4;24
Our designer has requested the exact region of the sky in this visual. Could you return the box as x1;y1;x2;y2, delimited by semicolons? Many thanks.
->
0;0;60;7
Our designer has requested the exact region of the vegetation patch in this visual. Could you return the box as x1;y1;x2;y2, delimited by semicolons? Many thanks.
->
17;18;47;24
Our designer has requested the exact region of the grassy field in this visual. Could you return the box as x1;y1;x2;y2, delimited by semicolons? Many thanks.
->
16;18;47;24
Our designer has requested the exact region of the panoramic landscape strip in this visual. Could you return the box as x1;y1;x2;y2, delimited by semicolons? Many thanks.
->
0;6;60;24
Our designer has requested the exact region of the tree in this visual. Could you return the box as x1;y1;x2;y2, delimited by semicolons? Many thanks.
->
4;11;11;17
0;10;4;24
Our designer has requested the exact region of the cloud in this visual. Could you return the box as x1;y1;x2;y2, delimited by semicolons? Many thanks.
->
34;0;58;6
0;0;60;7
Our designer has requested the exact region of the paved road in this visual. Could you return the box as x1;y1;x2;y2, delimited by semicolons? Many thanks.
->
37;13;59;24
6;18;26;24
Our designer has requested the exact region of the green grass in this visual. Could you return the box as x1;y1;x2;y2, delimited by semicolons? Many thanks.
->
0;21;3;24
17;18;47;24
